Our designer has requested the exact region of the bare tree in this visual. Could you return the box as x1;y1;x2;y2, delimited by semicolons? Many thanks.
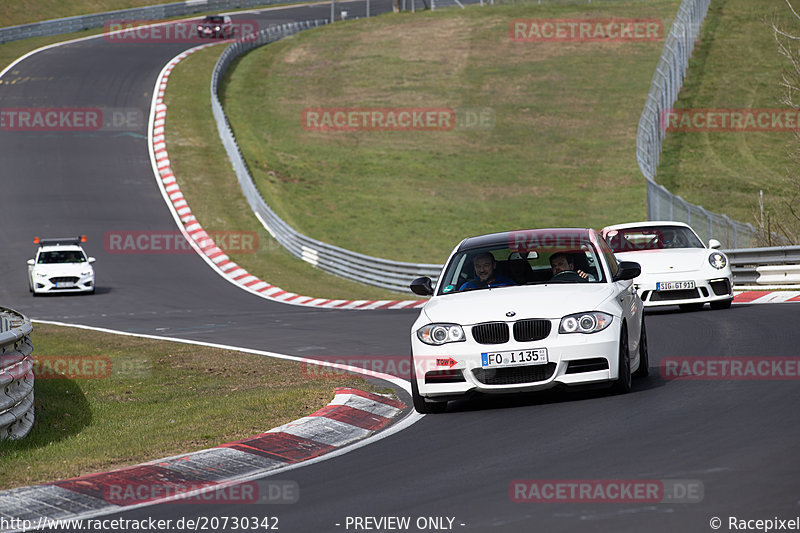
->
766;0;800;244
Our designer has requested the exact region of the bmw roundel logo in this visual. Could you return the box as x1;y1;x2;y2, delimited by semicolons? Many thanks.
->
506;311;516;317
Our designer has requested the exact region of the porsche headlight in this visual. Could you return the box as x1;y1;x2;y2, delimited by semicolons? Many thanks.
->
709;252;727;270
417;324;465;346
559;312;613;334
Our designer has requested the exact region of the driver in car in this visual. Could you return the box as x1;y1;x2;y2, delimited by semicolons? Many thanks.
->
459;252;516;291
549;252;593;281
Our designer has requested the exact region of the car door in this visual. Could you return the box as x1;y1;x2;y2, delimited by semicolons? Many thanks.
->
599;238;641;356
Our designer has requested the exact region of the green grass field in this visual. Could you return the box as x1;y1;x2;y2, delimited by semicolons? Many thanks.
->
164;45;407;300
0;323;386;489
222;1;681;264
658;0;800;242
1;0;197;28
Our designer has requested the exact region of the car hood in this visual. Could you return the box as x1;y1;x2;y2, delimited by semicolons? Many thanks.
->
614;248;708;274
422;284;618;324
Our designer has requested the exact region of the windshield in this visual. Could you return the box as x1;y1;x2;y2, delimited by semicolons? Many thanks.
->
438;240;605;295
37;250;86;264
204;16;225;23
605;226;704;252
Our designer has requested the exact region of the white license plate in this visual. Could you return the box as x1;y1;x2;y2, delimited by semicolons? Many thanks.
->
481;349;548;369
656;280;696;291
55;282;74;288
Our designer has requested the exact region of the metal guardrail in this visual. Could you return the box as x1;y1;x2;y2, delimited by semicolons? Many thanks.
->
636;0;759;249
210;20;443;293
725;246;800;286
0;0;314;44
0;308;35;440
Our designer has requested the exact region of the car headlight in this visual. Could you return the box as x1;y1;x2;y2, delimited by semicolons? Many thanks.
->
709;252;727;270
417;324;465;345
80;271;92;276
35;272;48;278
197;25;203;30
215;25;221;31
559;312;613;334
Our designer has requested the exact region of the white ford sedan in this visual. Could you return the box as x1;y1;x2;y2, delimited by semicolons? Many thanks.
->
27;236;96;295
601;221;733;311
408;228;646;414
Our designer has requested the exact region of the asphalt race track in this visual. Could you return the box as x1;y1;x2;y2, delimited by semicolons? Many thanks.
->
1;2;799;532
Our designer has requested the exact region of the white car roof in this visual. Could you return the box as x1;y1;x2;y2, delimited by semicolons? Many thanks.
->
602;220;693;232
37;244;86;253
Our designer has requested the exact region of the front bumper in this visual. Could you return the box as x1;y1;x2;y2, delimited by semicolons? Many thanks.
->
33;275;94;294
411;322;621;399
634;275;732;307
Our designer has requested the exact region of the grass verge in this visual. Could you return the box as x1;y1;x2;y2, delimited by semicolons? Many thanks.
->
3;1;182;28
0;322;391;490
221;1;682;263
164;44;408;300
657;0;799;242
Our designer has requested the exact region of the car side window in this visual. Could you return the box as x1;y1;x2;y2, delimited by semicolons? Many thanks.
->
597;239;619;280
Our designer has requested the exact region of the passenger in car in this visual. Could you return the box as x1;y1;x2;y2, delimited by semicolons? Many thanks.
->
459;252;516;291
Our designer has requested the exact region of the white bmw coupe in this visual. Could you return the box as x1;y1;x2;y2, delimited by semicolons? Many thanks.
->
601;221;733;311
408;228;646;414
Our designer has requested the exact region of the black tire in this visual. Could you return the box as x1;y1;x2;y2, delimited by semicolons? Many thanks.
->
679;303;704;312
710;298;732;310
410;357;447;414
633;319;649;378
612;326;631;394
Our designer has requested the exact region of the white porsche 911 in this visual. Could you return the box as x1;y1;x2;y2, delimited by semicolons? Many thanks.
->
601;221;733;311
27;236;96;295
408;228;646;414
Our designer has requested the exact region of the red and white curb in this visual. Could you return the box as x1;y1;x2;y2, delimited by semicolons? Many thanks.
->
0;388;405;526
733;290;800;304
148;47;426;311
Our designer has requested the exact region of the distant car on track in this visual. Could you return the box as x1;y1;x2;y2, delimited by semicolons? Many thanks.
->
27;236;95;295
408;228;646;414
601;221;733;311
196;15;235;39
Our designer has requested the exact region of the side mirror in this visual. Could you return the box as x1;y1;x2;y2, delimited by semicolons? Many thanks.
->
410;276;434;296
27;259;34;266
614;261;641;281
708;239;721;249
88;257;96;263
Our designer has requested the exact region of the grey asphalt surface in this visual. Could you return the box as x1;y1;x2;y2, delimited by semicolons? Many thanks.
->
1;3;799;532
